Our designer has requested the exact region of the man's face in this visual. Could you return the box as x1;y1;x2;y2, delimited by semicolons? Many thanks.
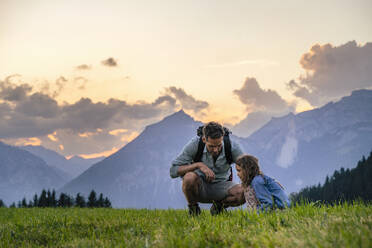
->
203;136;223;157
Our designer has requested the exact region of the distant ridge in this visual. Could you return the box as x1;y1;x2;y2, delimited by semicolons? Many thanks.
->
21;145;104;179
239;89;372;192
0;141;66;205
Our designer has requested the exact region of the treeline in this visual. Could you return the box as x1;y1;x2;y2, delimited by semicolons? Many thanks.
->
0;189;111;208
291;150;372;204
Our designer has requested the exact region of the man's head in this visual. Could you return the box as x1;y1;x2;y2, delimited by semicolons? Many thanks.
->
202;122;225;157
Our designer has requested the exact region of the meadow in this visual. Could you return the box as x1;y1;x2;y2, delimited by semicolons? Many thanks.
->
0;203;371;247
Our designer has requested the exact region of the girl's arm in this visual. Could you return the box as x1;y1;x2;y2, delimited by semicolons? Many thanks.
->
251;175;273;211
264;176;291;208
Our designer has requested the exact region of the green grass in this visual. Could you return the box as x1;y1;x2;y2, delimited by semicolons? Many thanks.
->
0;203;371;247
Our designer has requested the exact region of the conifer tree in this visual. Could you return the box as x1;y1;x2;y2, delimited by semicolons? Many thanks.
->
51;190;57;207
75;193;86;208
87;190;97;208
65;195;74;207
97;193;104;207
104;197;112;208
10;202;16;208
47;190;52;207
38;189;47;207
21;197;27;208
58;193;67;207
33;194;38;207
0;199;5;208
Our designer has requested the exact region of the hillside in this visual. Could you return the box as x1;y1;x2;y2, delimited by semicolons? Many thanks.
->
0;142;67;205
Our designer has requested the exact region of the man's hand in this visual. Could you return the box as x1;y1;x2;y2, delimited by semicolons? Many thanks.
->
197;163;215;182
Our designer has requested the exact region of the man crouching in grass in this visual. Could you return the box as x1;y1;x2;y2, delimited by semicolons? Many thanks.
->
170;121;246;216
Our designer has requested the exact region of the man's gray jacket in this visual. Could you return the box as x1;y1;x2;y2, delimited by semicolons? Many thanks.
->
170;136;244;182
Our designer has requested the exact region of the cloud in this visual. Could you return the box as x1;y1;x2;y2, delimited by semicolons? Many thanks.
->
31;74;87;99
78;146;119;159
108;129;128;136
4;74;22;84
101;57;118;67
0;77;209;156
0;81;32;102
75;64;92;70
233;77;292;113
231;77;295;138
48;132;58;142
288;41;372;106
12;137;42;146
152;95;177;106
15;92;60;118
53;76;68;97
0;80;174;138
73;77;88;90
165;87;209;113
0;102;12;115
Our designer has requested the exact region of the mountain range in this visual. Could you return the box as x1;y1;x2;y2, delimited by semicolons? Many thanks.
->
60;89;372;208
21;145;103;179
0;142;67;205
60;110;202;208
1;89;371;208
239;89;372;193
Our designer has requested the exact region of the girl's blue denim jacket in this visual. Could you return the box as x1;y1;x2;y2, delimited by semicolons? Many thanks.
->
251;174;291;211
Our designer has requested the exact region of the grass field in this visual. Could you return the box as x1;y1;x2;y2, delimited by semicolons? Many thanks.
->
0;203;371;247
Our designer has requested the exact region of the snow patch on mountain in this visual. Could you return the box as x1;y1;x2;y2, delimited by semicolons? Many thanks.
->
277;120;298;168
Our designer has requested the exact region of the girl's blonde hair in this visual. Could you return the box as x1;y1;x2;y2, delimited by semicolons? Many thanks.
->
236;154;262;187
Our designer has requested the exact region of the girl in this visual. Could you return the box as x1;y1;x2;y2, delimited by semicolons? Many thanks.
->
235;155;291;211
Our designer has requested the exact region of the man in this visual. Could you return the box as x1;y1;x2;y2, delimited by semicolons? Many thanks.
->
170;121;246;215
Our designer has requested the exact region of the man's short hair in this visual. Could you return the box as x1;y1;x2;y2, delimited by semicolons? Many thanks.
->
203;121;225;140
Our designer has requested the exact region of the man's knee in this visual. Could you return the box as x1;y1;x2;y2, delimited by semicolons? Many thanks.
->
182;172;200;189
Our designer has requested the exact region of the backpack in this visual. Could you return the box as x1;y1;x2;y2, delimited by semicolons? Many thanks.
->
193;126;234;181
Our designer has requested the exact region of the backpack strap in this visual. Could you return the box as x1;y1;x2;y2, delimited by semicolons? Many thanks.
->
223;127;233;165
223;127;233;181
194;136;205;163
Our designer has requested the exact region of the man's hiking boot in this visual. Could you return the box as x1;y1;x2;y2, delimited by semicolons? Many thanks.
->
188;203;201;216
210;201;226;216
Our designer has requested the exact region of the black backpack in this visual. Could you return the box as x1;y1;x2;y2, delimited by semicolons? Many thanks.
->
193;126;234;181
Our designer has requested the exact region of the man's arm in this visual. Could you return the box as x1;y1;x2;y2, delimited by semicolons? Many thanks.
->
170;137;199;178
176;162;215;182
170;137;215;182
176;163;200;177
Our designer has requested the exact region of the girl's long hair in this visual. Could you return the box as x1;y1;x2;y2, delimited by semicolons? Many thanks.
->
236;155;262;187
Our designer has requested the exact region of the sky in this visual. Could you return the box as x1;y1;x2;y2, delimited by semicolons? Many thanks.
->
1;0;372;158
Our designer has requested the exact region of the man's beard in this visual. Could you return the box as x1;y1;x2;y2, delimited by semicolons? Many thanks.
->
212;151;221;160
